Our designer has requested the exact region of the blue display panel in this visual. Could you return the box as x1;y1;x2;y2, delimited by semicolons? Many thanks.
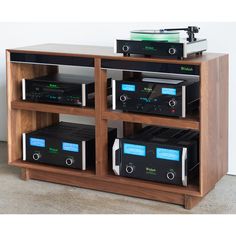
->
121;84;136;92
123;143;146;156
30;138;46;148
62;142;79;152
156;148;180;161
161;88;176;95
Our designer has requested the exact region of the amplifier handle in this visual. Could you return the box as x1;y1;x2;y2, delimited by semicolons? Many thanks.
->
112;139;120;175
181;147;187;186
82;141;86;170
181;85;186;118
22;79;26;100
22;133;26;161
82;84;86;107
112;79;116;110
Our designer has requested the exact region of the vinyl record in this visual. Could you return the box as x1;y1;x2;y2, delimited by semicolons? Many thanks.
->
130;30;180;42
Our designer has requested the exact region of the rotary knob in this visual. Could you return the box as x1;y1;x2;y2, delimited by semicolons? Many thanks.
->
169;99;176;107
126;165;134;174
120;94;128;102
32;152;41;161
167;171;175;180
122;45;130;52
168;47;177;55
65;157;74;166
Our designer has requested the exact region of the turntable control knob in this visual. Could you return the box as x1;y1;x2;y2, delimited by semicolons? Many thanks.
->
126;165;134;174
169;99;176;107
167;171;175;180
122;45;130;52
168;47;177;55
65;157;74;166
32;152;41;161
120;94;128;102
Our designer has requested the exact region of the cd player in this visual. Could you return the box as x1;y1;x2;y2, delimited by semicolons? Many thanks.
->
22;74;111;107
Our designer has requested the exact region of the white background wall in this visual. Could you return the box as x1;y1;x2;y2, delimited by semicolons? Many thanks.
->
0;22;235;174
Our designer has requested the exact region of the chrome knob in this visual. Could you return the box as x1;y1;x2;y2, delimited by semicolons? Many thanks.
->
169;99;176;107
122;45;130;52
120;94;128;102
168;47;177;55
32;153;41;161
65;158;74;166
167;171;175;180
126;165;134;174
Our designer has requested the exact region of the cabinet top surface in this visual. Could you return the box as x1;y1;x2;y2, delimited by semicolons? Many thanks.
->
7;43;227;64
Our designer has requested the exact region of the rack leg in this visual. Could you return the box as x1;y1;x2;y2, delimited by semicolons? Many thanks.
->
184;195;202;209
21;168;31;181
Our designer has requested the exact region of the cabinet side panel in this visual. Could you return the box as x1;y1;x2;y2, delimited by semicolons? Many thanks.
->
200;55;228;195
219;55;229;176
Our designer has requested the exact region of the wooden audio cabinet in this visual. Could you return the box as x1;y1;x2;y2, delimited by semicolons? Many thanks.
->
6;44;229;209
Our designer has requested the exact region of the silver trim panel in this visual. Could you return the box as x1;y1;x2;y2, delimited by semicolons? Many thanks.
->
181;147;187;186
112;79;116;110
186;40;207;55
112;139;120;175
22;133;26;161
82;84;86;107
182;86;186;118
82;141;86;170
183;42;187;58
22;79;26;100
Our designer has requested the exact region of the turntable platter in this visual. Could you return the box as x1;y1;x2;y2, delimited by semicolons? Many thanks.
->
130;30;180;42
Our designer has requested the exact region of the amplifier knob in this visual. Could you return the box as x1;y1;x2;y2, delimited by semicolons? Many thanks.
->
32;153;41;161
167;171;175;180
120;94;128;102
168;47;177;55
122;45;130;52
65;157;74;166
126;165;134;174
168;99;176;107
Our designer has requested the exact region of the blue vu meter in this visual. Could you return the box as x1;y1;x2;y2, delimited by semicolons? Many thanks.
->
156;147;180;161
30;138;46;148
123;143;146;156
62;142;79;152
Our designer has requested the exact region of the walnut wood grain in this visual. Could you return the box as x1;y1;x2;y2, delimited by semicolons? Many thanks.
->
11;101;95;116
95;59;109;176
103;110;200;130
199;54;228;195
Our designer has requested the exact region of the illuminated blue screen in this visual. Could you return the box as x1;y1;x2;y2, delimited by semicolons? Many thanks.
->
156;148;180;161
30;138;45;148
123;143;146;156
121;84;136;92
62;142;79;152
161;88;176;95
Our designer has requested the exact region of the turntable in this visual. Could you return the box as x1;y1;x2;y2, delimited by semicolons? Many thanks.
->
115;26;207;59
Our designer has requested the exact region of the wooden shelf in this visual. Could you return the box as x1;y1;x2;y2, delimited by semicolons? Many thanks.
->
104;173;200;197
10;160;200;197
103;110;200;130
11;100;95;117
10;160;95;177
